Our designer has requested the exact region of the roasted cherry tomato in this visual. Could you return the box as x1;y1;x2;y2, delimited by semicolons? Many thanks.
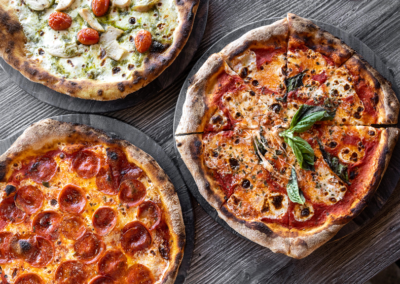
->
48;12;72;31
77;28;100;45
135;30;152;53
92;0;110;17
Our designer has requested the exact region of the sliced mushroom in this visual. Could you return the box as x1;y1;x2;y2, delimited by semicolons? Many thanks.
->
99;27;127;61
113;0;131;8
79;9;104;32
133;0;159;11
55;0;75;11
25;0;53;11
46;43;82;58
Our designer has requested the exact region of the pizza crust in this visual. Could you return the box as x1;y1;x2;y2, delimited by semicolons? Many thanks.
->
344;55;400;124
287;12;354;67
0;0;199;101
0;118;185;284
219;18;288;63
175;53;227;134
288;127;399;259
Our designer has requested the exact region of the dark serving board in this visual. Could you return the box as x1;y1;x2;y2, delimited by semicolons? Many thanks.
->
173;18;400;244
0;0;208;113
0;114;194;284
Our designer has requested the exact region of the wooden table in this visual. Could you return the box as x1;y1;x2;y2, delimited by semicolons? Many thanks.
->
1;1;400;283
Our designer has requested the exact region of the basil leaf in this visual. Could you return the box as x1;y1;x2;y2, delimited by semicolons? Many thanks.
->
317;140;350;183
284;135;315;170
287;137;303;168
289;105;335;132
287;167;305;204
291;111;328;133
285;72;306;93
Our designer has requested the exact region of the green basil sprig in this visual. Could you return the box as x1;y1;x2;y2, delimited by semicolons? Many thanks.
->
285;71;306;93
279;104;334;170
287;167;305;204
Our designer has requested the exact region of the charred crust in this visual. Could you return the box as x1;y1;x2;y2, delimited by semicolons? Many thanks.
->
0;161;6;181
0;11;22;35
117;82;125;92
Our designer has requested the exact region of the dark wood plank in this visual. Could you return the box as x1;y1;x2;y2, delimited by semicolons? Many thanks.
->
0;1;399;283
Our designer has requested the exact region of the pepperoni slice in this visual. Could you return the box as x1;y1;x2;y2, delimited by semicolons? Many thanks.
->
61;216;87;240
32;211;62;240
121;167;143;182
59;184;87;214
15;185;44;214
55;261;88;284
0;232;13;263
89;276;115;284
72;150;100;179
126;264;155;284
11;235;54;267
118;180;146;207
15;273;44;284
137;201;161;230
74;232;105;264
29;156;57;183
98;250;127;280
0;197;25;229
96;166;119;195
121;221;151;256
93;207;117;236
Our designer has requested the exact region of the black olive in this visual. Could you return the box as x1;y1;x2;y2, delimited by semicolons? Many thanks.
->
234;139;240;144
129;17;136;24
229;158;239;170
4;185;16;196
241;179;251;188
271;103;281;113
301;208;310;217
249;90;255;96
357;106;364;112
212;151;218;157
344;84;350;91
252;80;259;86
354;112;361;119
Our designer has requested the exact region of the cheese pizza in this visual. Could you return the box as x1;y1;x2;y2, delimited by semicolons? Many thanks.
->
0;119;185;283
175;13;399;258
0;0;199;100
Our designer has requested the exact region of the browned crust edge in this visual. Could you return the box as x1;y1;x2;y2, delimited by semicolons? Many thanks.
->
0;118;185;284
175;53;225;135
287;12;354;67
288;127;399;259
0;0;199;101
345;55;400;124
175;134;290;255
219;18;288;62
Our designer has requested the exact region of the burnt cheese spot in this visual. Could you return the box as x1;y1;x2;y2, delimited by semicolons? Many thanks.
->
107;150;119;161
211;115;223;124
50;199;58;206
368;130;375;136
327;141;337;148
240;67;248;78
4;185;16;196
112;67;121;74
271;195;283;209
353;112;361;119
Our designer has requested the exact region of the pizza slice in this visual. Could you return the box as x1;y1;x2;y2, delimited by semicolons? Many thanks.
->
176;128;292;254
288;125;398;258
176;54;268;134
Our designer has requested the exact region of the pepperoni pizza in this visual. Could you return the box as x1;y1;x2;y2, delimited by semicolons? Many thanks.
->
176;14;400;258
0;119;185;283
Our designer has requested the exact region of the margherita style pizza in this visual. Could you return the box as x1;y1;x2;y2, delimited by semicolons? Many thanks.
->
175;14;400;258
0;0;198;100
0;119;185;283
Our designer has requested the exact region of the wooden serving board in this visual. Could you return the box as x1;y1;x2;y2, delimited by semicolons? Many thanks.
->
0;0;209;113
173;19;400;243
0;114;195;284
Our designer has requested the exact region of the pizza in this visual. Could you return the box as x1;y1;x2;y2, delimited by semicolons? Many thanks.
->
0;0;199;100
0;119;185;283
175;13;400;258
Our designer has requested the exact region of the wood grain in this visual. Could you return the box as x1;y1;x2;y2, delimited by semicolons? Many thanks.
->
0;0;399;283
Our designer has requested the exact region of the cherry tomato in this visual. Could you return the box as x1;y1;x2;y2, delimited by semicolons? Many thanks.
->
77;28;100;45
48;12;72;31
135;30;152;53
92;0;110;17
